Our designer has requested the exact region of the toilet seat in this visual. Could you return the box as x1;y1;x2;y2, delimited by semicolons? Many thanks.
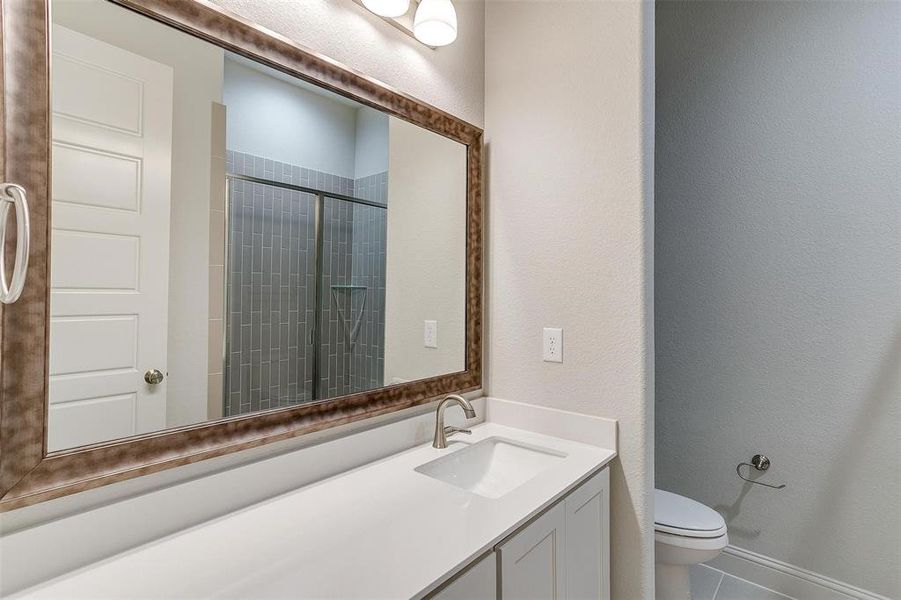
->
655;529;728;551
654;489;727;539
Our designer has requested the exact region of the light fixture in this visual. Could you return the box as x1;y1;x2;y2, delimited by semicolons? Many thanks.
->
413;0;457;47
361;0;410;18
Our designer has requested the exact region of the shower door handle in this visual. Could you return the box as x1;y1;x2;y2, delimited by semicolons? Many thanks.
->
0;183;31;304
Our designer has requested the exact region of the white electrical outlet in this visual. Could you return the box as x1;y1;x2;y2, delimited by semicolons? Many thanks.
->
424;320;438;348
542;327;563;363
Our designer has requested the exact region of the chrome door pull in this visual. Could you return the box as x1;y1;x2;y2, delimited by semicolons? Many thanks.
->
144;369;165;385
0;183;30;304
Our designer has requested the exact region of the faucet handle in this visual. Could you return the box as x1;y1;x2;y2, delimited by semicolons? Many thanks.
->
433;395;477;449
443;426;472;437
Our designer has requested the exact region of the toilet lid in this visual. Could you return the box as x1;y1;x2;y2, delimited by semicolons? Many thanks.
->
654;489;727;538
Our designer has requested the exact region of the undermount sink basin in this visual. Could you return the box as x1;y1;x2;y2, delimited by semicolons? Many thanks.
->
415;436;567;499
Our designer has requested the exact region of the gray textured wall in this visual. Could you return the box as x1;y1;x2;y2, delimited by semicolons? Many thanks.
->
655;1;900;596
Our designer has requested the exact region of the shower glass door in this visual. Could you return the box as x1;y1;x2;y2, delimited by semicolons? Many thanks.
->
224;176;388;415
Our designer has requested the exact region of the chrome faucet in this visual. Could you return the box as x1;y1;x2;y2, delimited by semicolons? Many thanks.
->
432;394;477;449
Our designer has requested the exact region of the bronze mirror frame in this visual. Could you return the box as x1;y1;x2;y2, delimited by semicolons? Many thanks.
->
0;0;482;511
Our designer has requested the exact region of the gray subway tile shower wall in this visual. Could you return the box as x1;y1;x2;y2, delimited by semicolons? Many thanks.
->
224;150;387;417
345;171;388;395
354;171;389;205
349;202;387;393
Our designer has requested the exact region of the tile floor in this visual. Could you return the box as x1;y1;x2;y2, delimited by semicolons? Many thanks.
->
691;565;794;600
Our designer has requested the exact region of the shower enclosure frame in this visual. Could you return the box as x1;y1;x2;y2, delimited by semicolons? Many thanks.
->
222;172;389;410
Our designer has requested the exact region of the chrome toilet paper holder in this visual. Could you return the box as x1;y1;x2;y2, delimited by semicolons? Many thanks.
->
736;454;786;489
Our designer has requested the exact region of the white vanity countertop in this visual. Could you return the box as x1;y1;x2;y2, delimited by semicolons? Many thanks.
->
14;423;615;599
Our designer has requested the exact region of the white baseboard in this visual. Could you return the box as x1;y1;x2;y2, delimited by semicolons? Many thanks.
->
708;545;890;600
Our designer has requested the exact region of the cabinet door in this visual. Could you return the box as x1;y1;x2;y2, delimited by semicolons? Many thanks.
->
431;552;497;600
564;469;610;600
497;502;566;600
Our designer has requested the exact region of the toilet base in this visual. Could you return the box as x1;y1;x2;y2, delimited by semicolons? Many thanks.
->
655;563;692;600
654;532;728;600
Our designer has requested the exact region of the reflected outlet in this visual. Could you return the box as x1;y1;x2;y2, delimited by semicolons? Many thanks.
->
424;320;438;348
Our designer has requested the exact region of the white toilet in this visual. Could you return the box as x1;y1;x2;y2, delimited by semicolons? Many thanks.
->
654;489;728;600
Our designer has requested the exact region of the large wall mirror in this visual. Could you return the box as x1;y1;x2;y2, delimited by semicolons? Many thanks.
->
0;0;481;509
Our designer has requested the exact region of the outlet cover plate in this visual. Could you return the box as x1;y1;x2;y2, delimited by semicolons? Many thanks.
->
542;327;563;363
424;320;438;348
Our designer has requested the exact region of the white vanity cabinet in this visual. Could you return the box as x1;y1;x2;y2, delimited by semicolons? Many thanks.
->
498;501;567;599
7;423;615;600
432;553;498;600
432;467;610;600
562;468;610;600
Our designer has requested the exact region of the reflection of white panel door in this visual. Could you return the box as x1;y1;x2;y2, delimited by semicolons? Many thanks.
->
48;25;173;451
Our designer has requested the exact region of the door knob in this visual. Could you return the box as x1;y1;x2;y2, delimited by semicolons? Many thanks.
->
144;369;164;385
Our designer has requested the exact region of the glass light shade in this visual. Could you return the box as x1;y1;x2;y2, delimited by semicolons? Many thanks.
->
362;0;410;18
413;0;457;47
